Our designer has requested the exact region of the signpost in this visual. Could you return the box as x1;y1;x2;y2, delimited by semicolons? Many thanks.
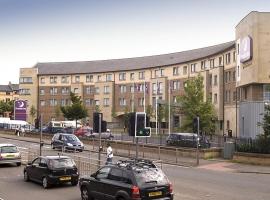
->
14;100;27;121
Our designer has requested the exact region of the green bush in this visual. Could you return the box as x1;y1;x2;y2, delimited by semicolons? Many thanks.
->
237;136;270;154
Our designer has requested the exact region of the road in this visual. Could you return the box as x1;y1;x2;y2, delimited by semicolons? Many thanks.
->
1;137;270;200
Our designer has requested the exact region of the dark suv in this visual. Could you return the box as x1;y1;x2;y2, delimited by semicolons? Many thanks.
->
79;159;173;200
51;133;84;152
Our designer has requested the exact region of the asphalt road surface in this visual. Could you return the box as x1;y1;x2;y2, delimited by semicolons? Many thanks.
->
1;137;270;200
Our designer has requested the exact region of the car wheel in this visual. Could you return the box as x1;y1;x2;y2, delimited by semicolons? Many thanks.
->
24;171;29;182
42;177;50;189
81;186;91;200
16;162;21;166
71;180;78;186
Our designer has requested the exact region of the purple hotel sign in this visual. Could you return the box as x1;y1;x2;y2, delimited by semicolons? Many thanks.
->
14;100;27;121
240;36;253;63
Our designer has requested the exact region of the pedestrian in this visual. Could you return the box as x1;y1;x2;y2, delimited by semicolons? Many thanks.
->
15;126;20;136
20;126;25;137
106;143;113;165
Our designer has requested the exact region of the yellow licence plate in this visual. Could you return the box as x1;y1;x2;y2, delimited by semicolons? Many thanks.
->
60;177;71;181
5;155;15;158
149;191;162;197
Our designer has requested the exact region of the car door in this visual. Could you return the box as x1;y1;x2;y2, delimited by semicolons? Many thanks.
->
90;166;111;200
36;158;49;182
28;158;41;182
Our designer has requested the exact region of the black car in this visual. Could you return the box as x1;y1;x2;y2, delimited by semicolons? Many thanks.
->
51;133;84;152
79;159;173;200
24;156;79;188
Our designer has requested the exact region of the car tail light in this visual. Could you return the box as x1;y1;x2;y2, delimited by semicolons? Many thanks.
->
169;183;173;193
131;185;140;199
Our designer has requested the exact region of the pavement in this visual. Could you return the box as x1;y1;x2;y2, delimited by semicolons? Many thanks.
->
1;131;270;175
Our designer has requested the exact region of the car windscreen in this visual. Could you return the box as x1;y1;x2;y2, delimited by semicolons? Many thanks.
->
63;135;80;142
134;168;169;186
0;146;18;153
48;158;76;169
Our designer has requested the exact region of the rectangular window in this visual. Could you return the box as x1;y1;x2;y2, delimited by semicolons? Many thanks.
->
173;67;179;75
86;75;93;82
233;71;236;81
95;87;100;94
130;73;135;80
210;59;215;68
209;74;212;86
263;84;270;101
20;77;33;84
183;66;188;75
50;87;57;95
61;87;69;95
209;92;212;103
40;100;45;107
61;76;69;83
61;99;69;106
201;60;206;70
214;75;218;86
50;76;57;84
85;99;94;106
233;91;237;101
86;86;94;94
173;81;180;90
225;53;231;64
139;71;145;80
219;57;222;66
95;100;100;106
106;74;112;82
138;98;144;106
228;71;231;82
120;85;127;93
152;83;157;94
158;82;163;94
49;99;57;106
130;85;135;93
75;75;80;83
74;88;79;94
119;73;126;81
40;89;44;95
214;93;217;104
97;75;102;82
191;63;196;73
119;98;126;106
40;77;45;84
104;86;110;94
103;98;110;106
233;51;236;62
160;69;164;77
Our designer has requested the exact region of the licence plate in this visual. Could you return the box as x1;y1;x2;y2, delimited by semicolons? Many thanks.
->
5;155;15;158
149;191;162;197
60;176;71;181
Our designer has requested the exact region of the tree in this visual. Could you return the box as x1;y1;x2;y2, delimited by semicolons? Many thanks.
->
258;104;270;138
54;105;62;120
0;100;14;117
60;92;88;128
177;75;216;134
30;105;37;124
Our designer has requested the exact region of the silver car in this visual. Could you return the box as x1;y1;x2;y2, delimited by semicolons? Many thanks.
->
0;144;21;166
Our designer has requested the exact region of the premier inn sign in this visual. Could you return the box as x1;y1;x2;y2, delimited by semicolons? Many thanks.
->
240;36;253;63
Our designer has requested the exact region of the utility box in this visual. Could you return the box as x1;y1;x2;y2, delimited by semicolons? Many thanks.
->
223;142;235;159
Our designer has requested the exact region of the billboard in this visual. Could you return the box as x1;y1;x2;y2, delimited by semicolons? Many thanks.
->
14;100;27;121
240;36;253;63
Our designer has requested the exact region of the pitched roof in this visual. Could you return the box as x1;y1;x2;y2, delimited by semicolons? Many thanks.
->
36;41;235;75
0;84;19;92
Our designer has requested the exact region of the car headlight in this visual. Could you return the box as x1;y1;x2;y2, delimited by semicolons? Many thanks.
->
67;143;73;146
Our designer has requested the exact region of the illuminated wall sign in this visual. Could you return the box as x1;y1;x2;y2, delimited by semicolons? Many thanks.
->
14;100;27;121
240;36;253;63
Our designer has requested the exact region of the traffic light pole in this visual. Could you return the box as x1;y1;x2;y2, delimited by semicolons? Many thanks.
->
196;116;200;166
98;113;102;167
39;115;43;156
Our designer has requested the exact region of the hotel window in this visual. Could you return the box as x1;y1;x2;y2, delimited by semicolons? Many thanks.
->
50;76;57;84
138;98;144;107
49;99;57;106
40;100;45;107
106;74;112;82
75;75;80;83
20;77;33;84
183;66;187;75
61;99;69;106
50;87;57;95
95;100;100;106
40;77;45;84
97;75;102;82
152;83;157;94
62;87;69;95
104;86;110;94
40;89;45;95
233;91;237;101
61;76;69;83
158;82;163;94
233;51;236;62
173;67;179;75
191;63;196;73
219;57;222;66
95;87;100;94
139;71;145;80
209;74;212;86
201;61;206;70
160;69;164;77
119;98;126;106
103;98;110;106
210;59;215;68
233;71;236;81
74;88;79;94
86;86;92;94
237;66;240;77
214;75;218;86
137;84;144;92
225;53;231;64
120;85;127;93
228;71;231;82
86;75;93;82
130;85;135;93
85;99;94;106
214;94;217;104
119;73;126;81
173;80;180;90
209;92;212;103
263;84;270;101
130;73;135;80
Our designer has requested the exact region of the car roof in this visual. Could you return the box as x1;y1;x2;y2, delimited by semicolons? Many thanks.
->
40;155;71;160
0;143;17;147
170;132;197;136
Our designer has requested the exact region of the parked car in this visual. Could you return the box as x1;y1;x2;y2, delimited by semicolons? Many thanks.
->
166;133;210;148
92;129;114;140
79;159;173;200
24;155;79;188
74;127;93;137
0;144;21;166
57;127;77;134
51;133;84;152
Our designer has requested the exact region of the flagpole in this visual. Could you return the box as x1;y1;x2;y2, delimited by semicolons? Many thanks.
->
156;77;158;135
132;82;134;112
168;80;171;135
144;81;146;113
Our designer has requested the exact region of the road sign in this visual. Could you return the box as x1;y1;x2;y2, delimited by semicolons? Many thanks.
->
135;127;151;137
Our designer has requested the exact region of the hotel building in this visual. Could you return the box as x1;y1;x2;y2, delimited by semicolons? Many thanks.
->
19;11;270;138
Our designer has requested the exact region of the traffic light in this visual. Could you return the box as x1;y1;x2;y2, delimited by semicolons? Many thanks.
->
128;112;151;137
93;112;103;133
128;112;136;136
101;120;107;132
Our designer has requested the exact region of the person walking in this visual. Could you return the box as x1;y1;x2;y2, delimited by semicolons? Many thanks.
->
106;143;113;165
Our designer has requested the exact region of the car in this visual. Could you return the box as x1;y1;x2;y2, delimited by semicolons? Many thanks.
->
75;127;93;137
79;159;173;200
51;133;84;152
166;133;210;148
92;130;114;140
57;127;77;134
0;144;21;166
23;155;79;188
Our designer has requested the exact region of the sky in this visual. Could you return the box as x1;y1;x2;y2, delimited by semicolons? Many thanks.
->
1;0;270;84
